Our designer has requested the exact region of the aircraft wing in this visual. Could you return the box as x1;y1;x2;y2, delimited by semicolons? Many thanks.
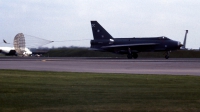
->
102;43;158;48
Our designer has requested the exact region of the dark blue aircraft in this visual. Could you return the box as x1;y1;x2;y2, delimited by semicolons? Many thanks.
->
90;21;184;59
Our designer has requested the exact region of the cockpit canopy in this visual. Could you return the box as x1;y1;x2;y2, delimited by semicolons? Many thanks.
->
158;36;170;40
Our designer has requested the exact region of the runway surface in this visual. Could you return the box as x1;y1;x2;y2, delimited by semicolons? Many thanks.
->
0;57;200;76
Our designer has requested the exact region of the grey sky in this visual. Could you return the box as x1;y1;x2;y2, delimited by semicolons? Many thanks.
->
0;0;200;48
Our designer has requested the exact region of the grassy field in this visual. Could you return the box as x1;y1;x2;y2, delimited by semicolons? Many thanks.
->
0;70;200;112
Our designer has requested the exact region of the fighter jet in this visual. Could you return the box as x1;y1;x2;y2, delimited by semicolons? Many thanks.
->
90;21;183;59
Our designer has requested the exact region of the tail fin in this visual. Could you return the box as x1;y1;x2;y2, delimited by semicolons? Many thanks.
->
3;39;7;43
3;39;10;44
91;21;113;40
182;30;188;49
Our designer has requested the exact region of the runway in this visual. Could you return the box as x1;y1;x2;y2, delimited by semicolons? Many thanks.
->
0;57;200;76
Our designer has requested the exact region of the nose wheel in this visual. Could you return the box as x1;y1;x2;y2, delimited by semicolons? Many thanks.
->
165;51;170;59
165;55;169;59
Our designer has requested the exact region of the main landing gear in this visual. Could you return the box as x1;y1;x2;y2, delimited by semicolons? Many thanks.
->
127;48;138;59
127;53;138;59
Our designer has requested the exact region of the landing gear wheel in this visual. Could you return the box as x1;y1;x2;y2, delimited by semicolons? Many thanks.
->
165;55;169;59
132;53;138;59
165;51;170;59
127;54;132;59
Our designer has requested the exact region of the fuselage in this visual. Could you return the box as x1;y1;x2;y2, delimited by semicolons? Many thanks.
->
90;21;183;59
0;47;32;56
91;36;181;54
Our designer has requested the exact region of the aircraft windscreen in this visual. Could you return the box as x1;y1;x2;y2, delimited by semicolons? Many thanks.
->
164;37;170;40
158;36;170;40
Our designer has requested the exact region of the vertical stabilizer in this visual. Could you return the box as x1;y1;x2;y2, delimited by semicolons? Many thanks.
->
91;21;113;40
3;39;7;44
182;30;188;49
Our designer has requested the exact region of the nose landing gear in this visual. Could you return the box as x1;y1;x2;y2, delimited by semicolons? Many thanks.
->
165;51;170;59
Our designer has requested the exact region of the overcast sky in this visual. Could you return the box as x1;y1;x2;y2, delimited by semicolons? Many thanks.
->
0;0;200;49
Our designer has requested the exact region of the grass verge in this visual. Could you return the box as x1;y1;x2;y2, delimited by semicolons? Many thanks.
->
0;70;200;112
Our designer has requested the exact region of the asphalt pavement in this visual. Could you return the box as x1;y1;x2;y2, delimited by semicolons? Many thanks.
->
0;57;200;76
